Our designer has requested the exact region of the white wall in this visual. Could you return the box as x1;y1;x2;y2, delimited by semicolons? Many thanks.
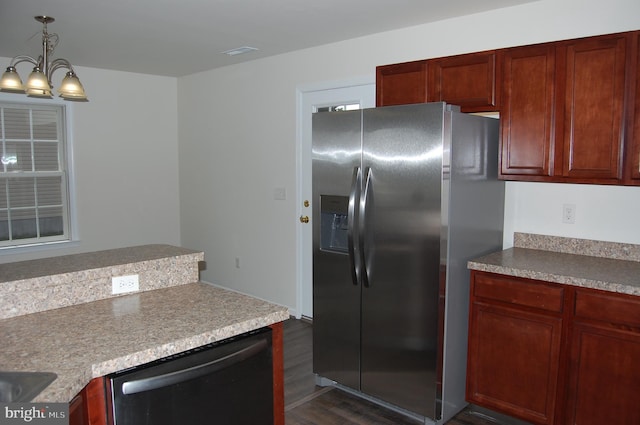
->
0;65;181;264
504;182;640;247
178;0;640;312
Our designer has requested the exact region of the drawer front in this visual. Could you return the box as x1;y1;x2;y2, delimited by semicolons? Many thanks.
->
473;272;564;313
574;289;640;328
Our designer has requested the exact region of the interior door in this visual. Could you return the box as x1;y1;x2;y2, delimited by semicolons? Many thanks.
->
297;82;375;319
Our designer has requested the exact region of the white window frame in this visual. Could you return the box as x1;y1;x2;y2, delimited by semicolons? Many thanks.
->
0;93;78;253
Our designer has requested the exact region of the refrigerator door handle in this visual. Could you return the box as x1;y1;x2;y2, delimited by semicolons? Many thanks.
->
360;167;372;288
347;166;361;286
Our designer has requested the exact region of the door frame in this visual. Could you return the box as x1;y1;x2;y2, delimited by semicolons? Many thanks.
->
294;77;375;319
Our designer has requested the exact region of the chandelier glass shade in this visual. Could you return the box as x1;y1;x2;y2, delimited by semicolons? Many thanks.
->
0;16;88;101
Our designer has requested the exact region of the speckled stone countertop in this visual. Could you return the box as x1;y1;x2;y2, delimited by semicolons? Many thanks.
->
0;282;290;403
468;233;640;296
0;245;204;319
0;245;201;283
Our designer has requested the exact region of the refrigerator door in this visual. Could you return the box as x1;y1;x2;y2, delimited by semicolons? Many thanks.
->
360;103;445;418
311;109;362;390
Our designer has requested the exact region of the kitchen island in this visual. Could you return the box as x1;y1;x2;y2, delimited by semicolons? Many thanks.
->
0;245;289;424
466;233;640;425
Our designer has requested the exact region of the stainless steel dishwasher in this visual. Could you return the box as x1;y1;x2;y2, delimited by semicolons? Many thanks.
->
108;327;273;425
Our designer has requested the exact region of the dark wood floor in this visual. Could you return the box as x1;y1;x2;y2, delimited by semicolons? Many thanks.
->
282;318;501;425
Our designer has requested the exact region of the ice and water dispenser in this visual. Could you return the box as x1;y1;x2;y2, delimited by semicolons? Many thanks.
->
320;195;349;253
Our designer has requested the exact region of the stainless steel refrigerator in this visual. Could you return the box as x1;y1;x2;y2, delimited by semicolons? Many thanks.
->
312;102;504;423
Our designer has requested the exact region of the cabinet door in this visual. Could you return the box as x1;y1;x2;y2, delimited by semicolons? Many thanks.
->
565;288;640;424
69;379;107;425
500;44;556;177
565;323;640;425
467;302;561;425
427;51;499;112
376;60;427;106
69;392;87;425
85;378;108;425
628;32;640;182
560;34;628;181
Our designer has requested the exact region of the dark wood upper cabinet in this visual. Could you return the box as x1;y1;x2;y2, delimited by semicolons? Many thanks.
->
376;51;499;112
377;30;639;185
499;32;631;183
559;34;628;181
500;44;556;177
427;50;500;112
376;60;427;107
627;32;640;183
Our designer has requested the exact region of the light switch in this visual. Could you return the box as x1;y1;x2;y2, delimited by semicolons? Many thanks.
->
274;187;287;200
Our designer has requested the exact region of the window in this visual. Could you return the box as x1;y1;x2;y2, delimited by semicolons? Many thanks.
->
316;103;360;113
0;102;71;248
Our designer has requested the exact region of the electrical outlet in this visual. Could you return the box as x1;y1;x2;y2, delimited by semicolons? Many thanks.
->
112;274;140;294
562;204;576;224
235;257;241;269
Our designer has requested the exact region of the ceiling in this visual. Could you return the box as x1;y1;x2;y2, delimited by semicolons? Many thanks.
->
0;0;537;78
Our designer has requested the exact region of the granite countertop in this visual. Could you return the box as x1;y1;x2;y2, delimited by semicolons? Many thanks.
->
0;244;205;320
0;244;202;284
0;282;290;403
468;233;640;296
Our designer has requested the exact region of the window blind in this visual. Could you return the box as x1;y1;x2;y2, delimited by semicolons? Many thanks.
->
0;103;69;247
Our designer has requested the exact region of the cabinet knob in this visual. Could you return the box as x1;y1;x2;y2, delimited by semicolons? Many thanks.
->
299;215;309;223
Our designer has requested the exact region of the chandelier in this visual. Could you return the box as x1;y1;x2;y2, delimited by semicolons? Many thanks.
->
0;16;88;101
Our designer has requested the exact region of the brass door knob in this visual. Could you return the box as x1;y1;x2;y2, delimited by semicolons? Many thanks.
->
299;215;309;223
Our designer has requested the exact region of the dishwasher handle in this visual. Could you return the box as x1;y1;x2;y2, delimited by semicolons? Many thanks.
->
120;338;268;395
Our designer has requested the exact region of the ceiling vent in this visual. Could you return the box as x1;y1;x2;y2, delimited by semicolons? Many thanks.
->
222;46;259;56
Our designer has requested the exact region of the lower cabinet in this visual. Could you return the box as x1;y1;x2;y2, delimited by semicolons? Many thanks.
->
68;391;87;425
467;303;561;424
466;272;563;425
564;289;640;425
69;377;108;425
565;324;640;424
467;271;640;425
